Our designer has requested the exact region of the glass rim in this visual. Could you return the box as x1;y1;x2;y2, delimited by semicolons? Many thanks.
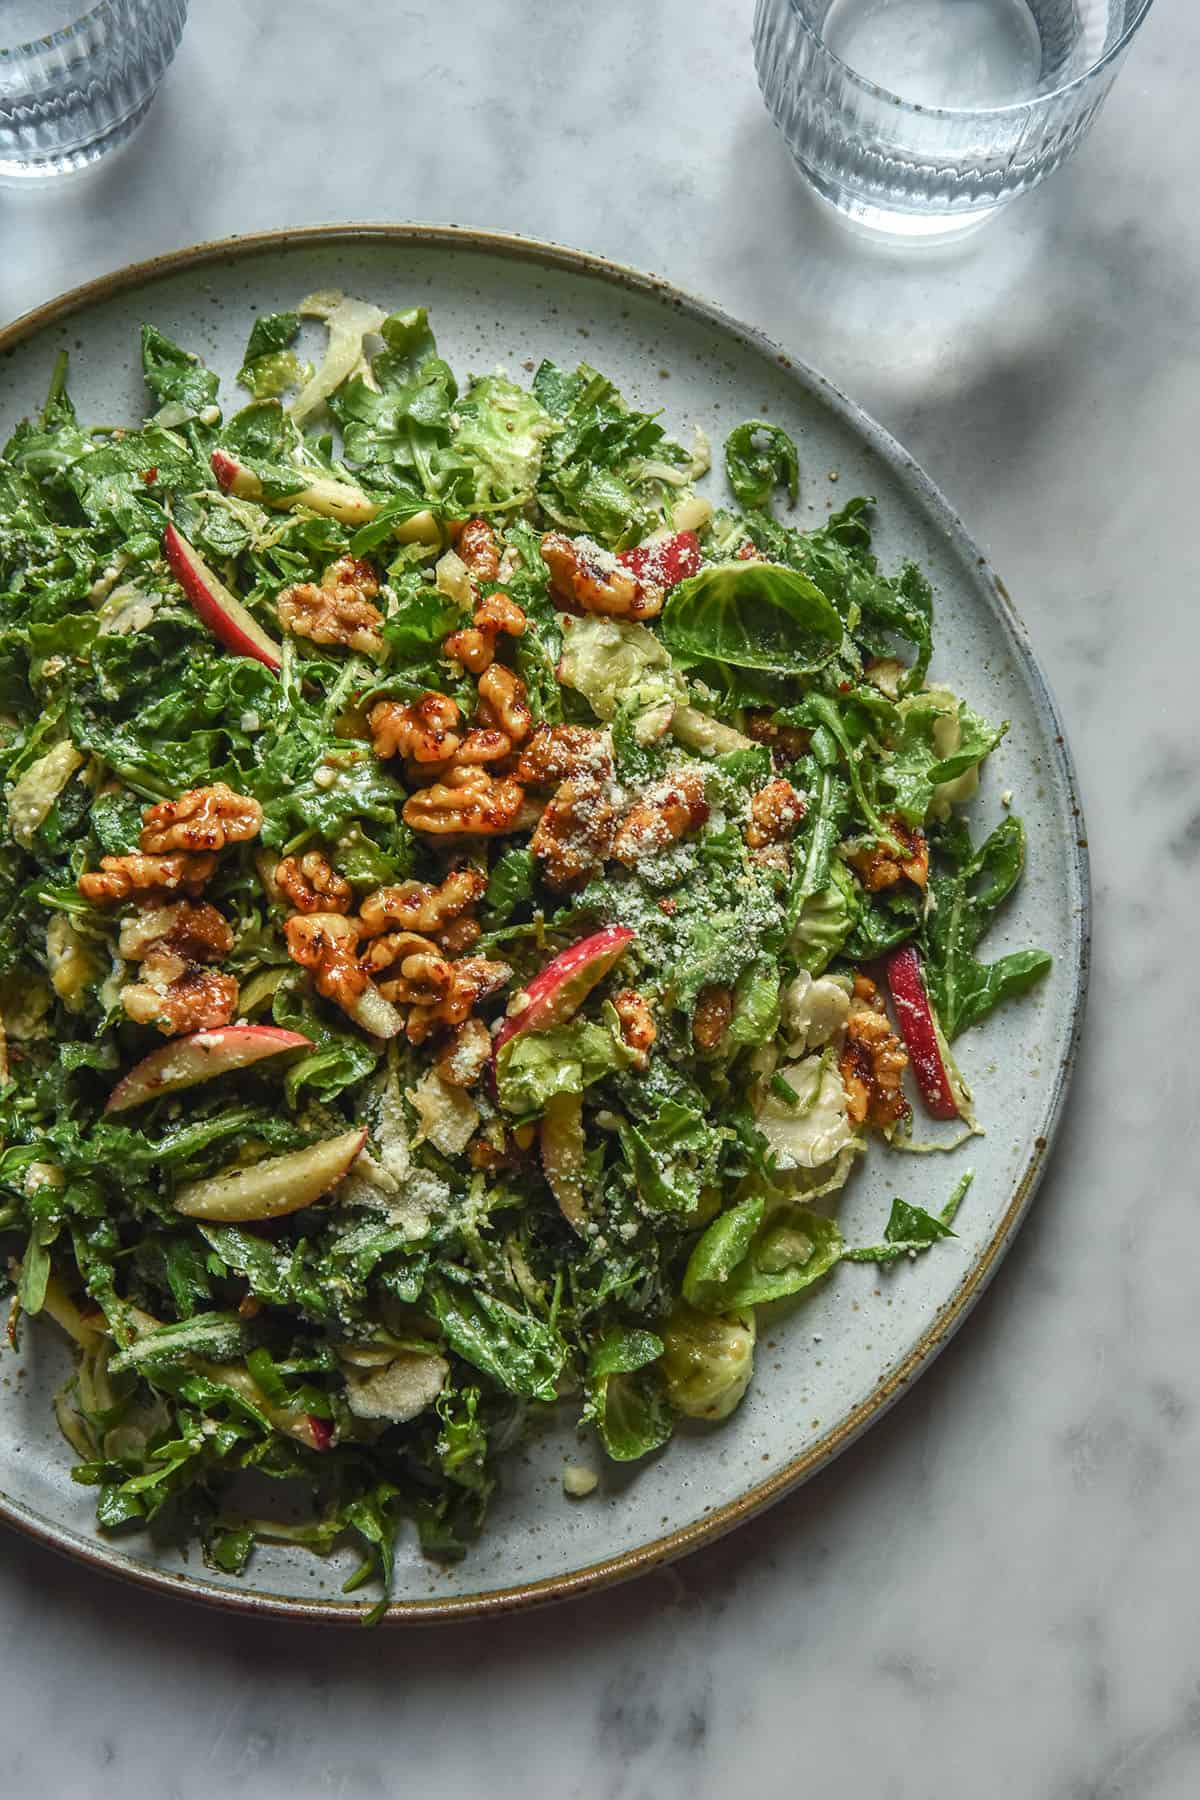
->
783;0;1156;120
0;0;120;61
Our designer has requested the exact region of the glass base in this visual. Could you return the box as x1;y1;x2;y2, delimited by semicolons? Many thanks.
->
0;91;155;180
797;158;1003;241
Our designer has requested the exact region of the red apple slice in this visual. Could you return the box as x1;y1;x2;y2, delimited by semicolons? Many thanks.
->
211;449;379;527
492;925;635;1059
162;523;282;671
206;1361;334;1452
342;982;405;1041
105;1024;313;1115
173;1125;368;1222
540;1090;587;1231
884;944;960;1121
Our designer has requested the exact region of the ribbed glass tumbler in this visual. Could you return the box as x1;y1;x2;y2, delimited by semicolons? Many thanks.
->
753;0;1155;238
0;0;188;179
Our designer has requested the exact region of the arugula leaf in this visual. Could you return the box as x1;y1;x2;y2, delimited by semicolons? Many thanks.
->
426;1274;566;1401
140;325;219;424
844;1173;973;1265
485;848;536;923
923;819;1052;1038
724;421;799;512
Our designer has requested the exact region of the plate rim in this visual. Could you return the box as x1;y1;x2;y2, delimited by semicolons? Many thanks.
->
0;222;1091;1625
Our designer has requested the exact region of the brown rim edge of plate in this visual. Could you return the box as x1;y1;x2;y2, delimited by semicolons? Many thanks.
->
0;223;1091;1626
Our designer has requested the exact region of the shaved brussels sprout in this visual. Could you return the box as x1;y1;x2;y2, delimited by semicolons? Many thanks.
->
659;1300;756;1421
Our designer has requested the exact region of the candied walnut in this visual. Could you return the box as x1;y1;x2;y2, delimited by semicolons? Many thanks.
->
120;949;238;1037
454;517;501;582
613;989;655;1069
359;867;486;938
530;771;619;890
612;769;709;867
139;783;262;855
437;915;482;955
444;591;527;675
447;727;514;767
692;985;733;1051
746;711;812;760
403;766;525;836
515;724;609;789
79;850;218;905
277;554;384;656
745;779;807;850
476;664;531;743
274;852;354;915
435;1018;493;1087
839;973;910;1131
284;911;368;1008
540;531;662;621
406;955;512;1044
370;692;461;764
845;815;929;892
117;899;233;963
364;930;452;1005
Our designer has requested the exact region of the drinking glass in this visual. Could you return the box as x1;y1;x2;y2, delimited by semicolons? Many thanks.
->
752;0;1155;238
0;0;188;179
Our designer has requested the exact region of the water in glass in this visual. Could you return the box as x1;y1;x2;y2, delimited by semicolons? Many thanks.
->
753;0;1154;236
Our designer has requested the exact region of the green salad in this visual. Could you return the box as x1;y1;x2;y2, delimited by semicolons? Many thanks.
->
0;293;1051;1610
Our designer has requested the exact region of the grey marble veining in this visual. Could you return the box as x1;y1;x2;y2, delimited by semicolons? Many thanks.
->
1;0;1197;1794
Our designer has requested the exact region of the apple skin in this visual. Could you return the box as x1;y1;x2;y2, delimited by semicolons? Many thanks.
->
210;448;378;527
173;1126;368;1223
884;944;960;1121
492;926;635;1061
105;1024;313;1115
162;523;283;672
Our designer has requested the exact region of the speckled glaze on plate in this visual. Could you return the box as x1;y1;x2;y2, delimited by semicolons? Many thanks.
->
0;226;1089;1624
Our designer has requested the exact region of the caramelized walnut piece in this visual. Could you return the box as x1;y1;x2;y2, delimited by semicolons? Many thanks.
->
613;989;656;1070
746;711;812;760
403;767;525;836
612;769;709;866
454;517;501;582
277;555;384;656
444;592;527;675
435;1018;493;1088
284;911;369;1009
436;916;482;955
515;724;607;788
120;951;238;1036
845;815;929;892
540;531;662;621
405;956;512;1045
139;783;262;855
359;867;486;938
530;771;619;890
692;986;733;1052
745;778;807;850
475;664;531;743
363;931;452;1005
117;900;234;963
274;852;354;915
79;851;218;905
839;973;910;1131
370;692;461;764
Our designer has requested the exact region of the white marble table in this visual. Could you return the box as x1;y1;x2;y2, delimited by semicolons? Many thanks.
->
2;1;1195;1794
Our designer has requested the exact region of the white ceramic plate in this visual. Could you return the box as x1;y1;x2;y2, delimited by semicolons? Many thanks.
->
0;227;1089;1621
